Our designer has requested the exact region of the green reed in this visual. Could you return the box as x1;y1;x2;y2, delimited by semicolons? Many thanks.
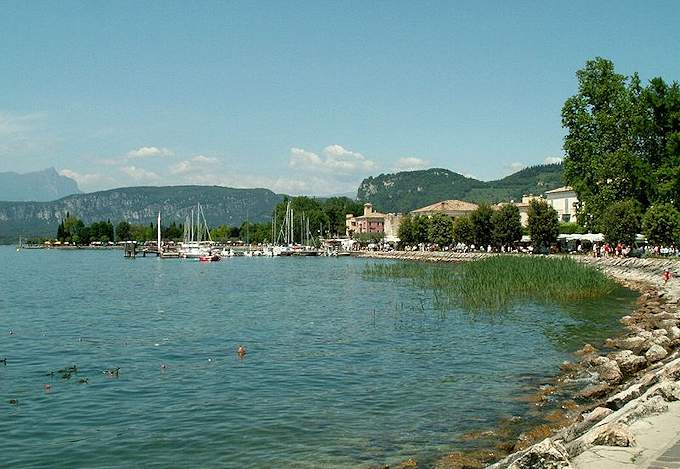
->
363;256;618;311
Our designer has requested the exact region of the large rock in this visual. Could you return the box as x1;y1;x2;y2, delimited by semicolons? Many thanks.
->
645;344;668;363
653;335;672;348
561;407;614;443
606;383;644;410
667;326;680;341
616;336;649;354
596;359;623;384
589;423;636;447
608;350;647;375
621;395;669;424
576;383;611;400
508;439;572;469
652;380;680;402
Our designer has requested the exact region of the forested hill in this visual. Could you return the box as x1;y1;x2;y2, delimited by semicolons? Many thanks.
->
0;186;283;244
356;163;564;213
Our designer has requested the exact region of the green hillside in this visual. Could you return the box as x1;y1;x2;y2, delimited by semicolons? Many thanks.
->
0;185;284;244
356;163;564;212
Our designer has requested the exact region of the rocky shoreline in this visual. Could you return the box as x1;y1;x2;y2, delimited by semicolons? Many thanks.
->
354;252;680;468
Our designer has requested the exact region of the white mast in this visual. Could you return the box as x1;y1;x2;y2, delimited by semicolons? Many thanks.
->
157;211;162;254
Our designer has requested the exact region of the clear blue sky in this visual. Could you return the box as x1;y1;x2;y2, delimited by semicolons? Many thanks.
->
1;1;679;195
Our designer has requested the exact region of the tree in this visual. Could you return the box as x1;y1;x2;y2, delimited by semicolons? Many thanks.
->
562;58;680;228
642;203;680;246
527;199;559;249
411;215;430;243
452;216;475;245
116;221;132;241
397;215;415;244
491;204;522;247
470;203;494;247
321;197;363;236
600;199;642;246
427;213;453;246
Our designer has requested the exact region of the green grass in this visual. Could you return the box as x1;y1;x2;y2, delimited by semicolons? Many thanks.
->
363;256;618;311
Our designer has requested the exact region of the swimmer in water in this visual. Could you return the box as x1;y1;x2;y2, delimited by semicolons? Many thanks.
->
237;345;247;358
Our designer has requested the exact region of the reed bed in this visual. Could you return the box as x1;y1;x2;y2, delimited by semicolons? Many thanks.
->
363;256;618;311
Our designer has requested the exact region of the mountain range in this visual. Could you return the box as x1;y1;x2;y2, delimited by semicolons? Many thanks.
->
0;186;283;244
0;164;564;243
0;167;81;201
356;163;564;213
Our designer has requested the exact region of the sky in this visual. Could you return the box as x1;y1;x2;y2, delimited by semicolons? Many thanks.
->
1;1;679;195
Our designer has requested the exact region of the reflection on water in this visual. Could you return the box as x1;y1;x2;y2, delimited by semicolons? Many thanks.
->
0;248;635;468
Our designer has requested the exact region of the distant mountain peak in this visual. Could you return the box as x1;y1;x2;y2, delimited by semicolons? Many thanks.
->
0;167;81;202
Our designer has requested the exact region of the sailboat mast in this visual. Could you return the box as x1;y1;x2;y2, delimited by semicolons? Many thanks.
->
157;211;162;254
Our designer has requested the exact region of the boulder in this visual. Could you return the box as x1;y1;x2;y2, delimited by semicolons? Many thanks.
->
645;344;668;363
608;350;647;375
589;423;636;447
659;319;678;330
621;395;669;424
508;439;572;469
596;359;623;385
576;384;611;400
619;315;634;326
616;336;649;354
606;384;644;410
561;407;614;443
583;406;614;423
652;380;680;402
668;326;680;341
652;335;672;348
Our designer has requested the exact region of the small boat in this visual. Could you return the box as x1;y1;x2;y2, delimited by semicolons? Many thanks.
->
198;254;221;262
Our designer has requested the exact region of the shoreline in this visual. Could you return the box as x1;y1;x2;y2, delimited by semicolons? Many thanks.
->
353;251;680;468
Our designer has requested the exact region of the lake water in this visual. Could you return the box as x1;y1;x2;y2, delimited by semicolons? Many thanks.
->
0;247;636;468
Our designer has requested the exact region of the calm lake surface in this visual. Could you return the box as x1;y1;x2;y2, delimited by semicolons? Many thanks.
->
0;247;636;468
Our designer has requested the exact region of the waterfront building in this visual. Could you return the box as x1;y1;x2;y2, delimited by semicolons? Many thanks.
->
545;186;578;223
345;203;403;242
410;199;478;219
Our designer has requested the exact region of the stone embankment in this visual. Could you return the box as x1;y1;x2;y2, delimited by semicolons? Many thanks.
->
354;251;680;468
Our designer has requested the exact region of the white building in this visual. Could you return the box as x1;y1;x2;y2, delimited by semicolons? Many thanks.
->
545;186;578;223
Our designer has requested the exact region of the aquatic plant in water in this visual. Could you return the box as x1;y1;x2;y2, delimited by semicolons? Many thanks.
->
362;256;618;311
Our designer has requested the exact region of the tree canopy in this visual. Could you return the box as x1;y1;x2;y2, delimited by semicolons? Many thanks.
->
562;57;680;233
527;199;559;248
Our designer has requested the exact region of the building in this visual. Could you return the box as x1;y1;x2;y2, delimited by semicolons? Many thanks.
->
410;199;478;219
345;203;387;236
545;186;578;223
345;203;403;242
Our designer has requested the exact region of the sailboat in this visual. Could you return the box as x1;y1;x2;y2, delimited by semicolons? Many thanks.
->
179;203;215;259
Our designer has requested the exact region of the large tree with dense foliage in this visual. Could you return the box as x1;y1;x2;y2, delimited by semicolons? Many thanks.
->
527;199;559;248
491;204;522;247
411;215;431;244
642;203;680;246
452;216;475;245
470;203;494;247
427;213;454;246
562;57;680;231
600;199;642;246
397;215;415;244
